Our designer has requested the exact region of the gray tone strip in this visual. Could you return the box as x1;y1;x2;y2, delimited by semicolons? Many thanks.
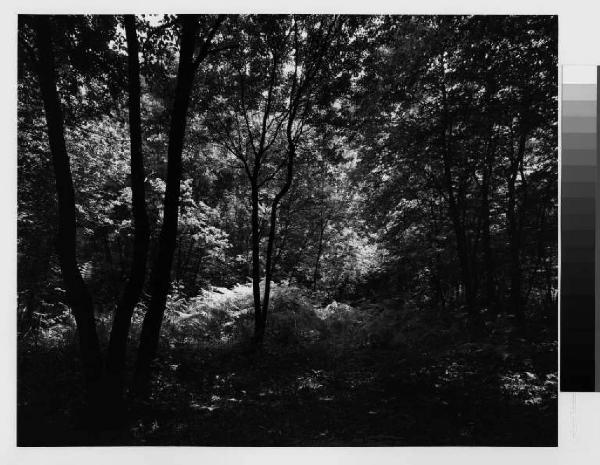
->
562;181;596;198
562;117;597;134
562;229;595;246
562;149;597;166
563;133;597;150
563;84;597;101
562;197;595;214
563;100;597;117
562;165;597;182
562;214;596;230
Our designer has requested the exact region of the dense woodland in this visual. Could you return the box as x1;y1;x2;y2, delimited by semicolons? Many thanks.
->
17;14;558;446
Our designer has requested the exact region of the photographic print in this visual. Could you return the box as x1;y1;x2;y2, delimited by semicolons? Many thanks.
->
17;14;558;446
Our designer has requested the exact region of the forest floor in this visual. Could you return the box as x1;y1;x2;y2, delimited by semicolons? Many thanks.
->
17;285;558;446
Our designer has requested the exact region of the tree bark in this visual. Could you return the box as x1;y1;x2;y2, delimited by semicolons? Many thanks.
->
133;15;211;392
31;15;103;402
507;131;527;322
441;129;475;314
480;78;498;314
312;214;326;291
480;137;497;313
251;182;264;343
106;15;150;399
438;78;477;316
256;132;296;345
246;17;336;344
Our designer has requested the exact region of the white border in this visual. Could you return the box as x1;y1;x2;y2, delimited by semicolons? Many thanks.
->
3;1;600;464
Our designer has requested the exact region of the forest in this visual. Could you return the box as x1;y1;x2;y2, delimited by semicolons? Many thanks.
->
17;14;558;446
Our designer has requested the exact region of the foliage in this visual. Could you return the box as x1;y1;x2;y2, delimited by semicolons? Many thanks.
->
17;14;557;446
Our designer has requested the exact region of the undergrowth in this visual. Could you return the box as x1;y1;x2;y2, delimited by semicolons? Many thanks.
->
17;282;557;446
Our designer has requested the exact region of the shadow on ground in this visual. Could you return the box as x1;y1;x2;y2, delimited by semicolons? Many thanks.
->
18;332;557;446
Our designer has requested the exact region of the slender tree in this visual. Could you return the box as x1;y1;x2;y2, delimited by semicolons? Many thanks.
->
30;15;104;405
106;14;150;399
201;15;347;344
134;14;224;390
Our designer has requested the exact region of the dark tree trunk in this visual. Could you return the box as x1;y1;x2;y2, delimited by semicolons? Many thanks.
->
258;138;296;345
243;19;335;344
480;138;497;313
507;132;527;322
428;205;446;313
250;183;265;344
133;16;203;392
312;215;326;291
481;184;494;309
434;256;446;313
439;82;476;316
442;140;475;315
480;77;498;314
106;15;150;399
249;147;296;346
31;15;103;403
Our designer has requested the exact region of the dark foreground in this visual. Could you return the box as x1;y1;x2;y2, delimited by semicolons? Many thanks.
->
18;292;557;446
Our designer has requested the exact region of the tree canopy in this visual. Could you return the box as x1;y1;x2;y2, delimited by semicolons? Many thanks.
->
17;14;557;446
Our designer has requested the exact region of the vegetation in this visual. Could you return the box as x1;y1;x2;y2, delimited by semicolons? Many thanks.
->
17;14;557;445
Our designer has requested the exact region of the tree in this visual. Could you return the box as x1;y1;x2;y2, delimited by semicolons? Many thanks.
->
28;14;104;408
105;14;150;400
198;15;354;344
16;15;558;443
22;12;227;408
353;15;557;323
133;14;224;390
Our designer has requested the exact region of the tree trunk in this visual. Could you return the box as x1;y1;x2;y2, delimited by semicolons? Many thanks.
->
31;15;103;405
442;144;475;314
259;140;296;344
439;82;476;316
133;16;202;392
480;76;498;315
312;215;326;291
106;15;150;400
480;140;496;313
507;132;527;322
250;183;265;344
